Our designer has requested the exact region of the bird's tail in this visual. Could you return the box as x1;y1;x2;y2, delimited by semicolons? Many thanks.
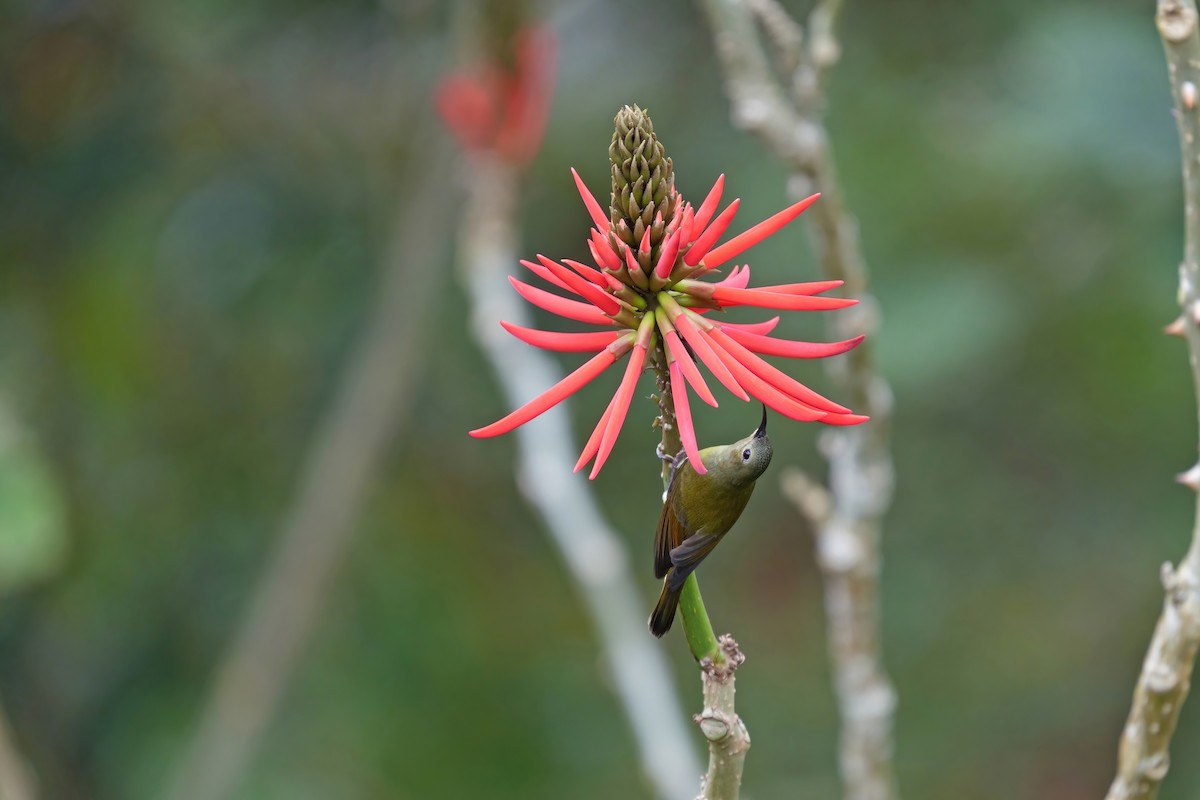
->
648;578;680;638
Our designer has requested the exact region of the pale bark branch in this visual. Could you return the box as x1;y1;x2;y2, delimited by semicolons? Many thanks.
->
694;636;750;800
1105;2;1200;798
458;157;701;800
162;142;455;800
0;697;35;800
696;2;899;799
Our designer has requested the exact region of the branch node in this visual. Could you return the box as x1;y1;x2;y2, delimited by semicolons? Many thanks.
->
1162;561;1179;592
816;517;867;574
1143;751;1172;780
695;709;734;742
718;633;745;667
807;2;843;70
746;0;804;72
786;171;819;200
701;634;746;683
1159;0;1199;43
1146;663;1180;694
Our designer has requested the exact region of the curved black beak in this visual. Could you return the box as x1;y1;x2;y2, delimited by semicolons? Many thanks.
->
754;404;768;439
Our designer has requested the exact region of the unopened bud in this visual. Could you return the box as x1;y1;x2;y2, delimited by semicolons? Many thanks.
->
609;105;679;266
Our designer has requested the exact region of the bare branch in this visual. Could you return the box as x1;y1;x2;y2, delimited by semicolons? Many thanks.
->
0;697;36;800
162;141;455;800
694;636;750;800
746;0;804;73
695;2;899;799
1105;2;1200;798
458;156;702;800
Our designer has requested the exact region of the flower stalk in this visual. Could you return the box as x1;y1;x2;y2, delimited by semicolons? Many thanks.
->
653;333;721;663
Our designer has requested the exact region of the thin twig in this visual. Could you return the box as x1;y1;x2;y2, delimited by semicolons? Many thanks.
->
0;697;35;800
162;142;456;800
695;2;899;799
459;156;701;800
1105;2;1200;798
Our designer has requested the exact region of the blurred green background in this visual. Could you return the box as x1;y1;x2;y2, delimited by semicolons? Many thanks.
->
2;0;1196;797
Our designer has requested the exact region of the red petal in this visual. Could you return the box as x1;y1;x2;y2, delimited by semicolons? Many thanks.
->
715;265;750;289
572;168;610;230
709;286;858;311
679;203;696;246
509;276;613;325
470;340;631;437
537;255;621;315
669;361;706;474
684;199;741;266
639;227;652;256
721;317;781;335
719;327;865;359
674;314;749;401
706;337;827;422
664;329;718;407
575;394;618;472
590;342;648;478
704;193;821;269
601;271;626;292
753;279;844;296
821;413;870;426
708;328;850;413
692;174;725;234
588;234;622;272
520;258;573;292
500;321;621;352
562;258;607;286
654;229;682;279
621;243;648;288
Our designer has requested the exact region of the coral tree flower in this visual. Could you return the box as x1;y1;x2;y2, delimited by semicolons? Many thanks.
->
470;106;867;477
434;25;557;166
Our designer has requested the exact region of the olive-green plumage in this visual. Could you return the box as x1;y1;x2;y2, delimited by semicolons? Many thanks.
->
649;407;774;638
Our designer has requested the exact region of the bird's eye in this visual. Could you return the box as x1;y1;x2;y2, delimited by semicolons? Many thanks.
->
742;448;751;461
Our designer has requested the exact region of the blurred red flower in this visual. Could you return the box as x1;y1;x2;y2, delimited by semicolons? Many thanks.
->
434;25;556;165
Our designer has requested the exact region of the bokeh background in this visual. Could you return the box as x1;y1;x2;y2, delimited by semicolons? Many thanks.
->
2;0;1196;797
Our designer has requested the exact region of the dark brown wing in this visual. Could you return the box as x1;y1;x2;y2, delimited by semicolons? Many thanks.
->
665;533;721;590
654;471;689;579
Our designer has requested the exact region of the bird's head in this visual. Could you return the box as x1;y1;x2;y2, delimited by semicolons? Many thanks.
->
711;405;773;487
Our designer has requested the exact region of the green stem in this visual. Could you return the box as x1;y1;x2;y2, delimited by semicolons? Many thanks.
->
679;573;720;662
654;336;721;663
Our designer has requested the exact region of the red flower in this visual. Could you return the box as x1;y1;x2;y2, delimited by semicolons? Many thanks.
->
470;169;867;478
434;26;557;165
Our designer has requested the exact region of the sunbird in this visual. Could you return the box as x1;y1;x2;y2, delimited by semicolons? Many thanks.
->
650;407;774;638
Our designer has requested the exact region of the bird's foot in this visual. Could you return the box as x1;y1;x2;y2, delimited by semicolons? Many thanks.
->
655;443;688;491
